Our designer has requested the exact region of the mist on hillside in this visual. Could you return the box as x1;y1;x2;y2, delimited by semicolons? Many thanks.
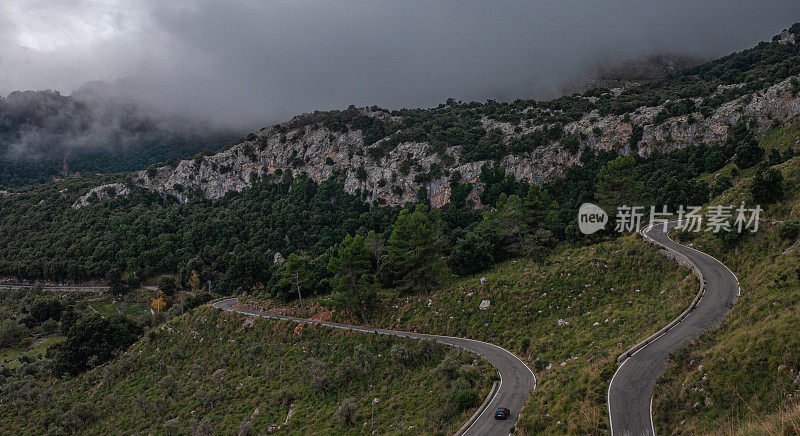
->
0;83;229;160
0;82;236;187
0;0;798;151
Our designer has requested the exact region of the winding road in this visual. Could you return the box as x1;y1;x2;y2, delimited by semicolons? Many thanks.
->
212;297;536;435
0;283;108;293
607;222;740;435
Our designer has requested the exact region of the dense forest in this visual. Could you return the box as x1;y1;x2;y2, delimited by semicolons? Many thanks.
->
0;118;790;308
0;23;797;307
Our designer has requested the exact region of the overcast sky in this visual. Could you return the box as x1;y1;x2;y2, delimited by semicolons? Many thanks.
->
1;1;798;129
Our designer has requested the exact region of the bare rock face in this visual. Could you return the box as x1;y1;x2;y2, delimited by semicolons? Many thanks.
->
778;29;797;45
74;74;800;210
71;183;130;209
273;252;285;265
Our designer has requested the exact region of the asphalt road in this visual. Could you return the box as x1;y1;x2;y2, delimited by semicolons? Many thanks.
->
607;222;739;436
0;283;108;292
212;297;536;435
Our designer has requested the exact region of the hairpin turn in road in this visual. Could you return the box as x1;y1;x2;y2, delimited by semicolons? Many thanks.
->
212;297;536;435
607;222;739;435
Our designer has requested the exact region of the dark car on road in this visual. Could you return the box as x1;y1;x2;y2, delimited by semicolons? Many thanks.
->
494;407;510;420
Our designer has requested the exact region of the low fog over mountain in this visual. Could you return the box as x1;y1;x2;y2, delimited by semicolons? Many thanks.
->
1;1;798;127
0;82;235;187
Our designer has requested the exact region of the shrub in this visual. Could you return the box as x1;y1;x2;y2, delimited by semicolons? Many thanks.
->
54;315;141;376
710;176;732;197
62;401;98;432
355;166;368;181
778;220;800;240
41;318;59;334
414;339;437;363
750;168;784;204
334;356;359;385
447;231;495;276
390;344;414;366
436;353;460;380
450;389;479;412
352;344;376;374
24;298;64;328
182;293;213;312
0;319;29;348
335;398;358;426
307;359;333;395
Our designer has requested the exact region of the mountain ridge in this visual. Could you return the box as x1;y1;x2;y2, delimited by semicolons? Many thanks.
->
76;23;799;210
127;73;799;210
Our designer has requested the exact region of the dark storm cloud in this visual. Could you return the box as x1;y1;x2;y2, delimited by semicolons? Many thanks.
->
1;0;799;130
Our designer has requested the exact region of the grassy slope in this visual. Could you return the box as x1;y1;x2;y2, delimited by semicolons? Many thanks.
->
653;125;800;435
0;336;64;369
0;287;153;370
0;306;493;435
248;235;699;433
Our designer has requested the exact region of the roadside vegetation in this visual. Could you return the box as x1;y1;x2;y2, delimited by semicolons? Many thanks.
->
0;25;799;436
243;233;698;433
0;306;493;434
2;26;799;297
652;124;800;434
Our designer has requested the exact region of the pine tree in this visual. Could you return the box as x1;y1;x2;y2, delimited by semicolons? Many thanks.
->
524;228;557;272
278;253;314;317
328;234;376;323
382;205;440;293
157;275;176;296
595;154;643;214
105;268;127;296
524;184;557;229
482;194;528;256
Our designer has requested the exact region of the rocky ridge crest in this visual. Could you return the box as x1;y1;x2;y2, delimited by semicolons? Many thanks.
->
126;75;799;209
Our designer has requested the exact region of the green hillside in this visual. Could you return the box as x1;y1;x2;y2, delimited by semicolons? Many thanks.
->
652;125;800;434
0;305;493;434
0;22;799;436
242;233;698;433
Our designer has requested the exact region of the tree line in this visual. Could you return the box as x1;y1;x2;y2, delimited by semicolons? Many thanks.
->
0;120;790;324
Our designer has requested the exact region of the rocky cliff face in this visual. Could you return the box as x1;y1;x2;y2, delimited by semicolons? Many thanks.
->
72;183;130;209
126;74;799;209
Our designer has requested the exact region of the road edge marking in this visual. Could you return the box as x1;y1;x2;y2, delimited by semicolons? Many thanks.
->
607;221;740;436
459;376;502;435
212;299;535;435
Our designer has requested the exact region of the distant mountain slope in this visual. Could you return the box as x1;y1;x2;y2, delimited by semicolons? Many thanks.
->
0;84;238;188
560;53;707;96
124;24;800;208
